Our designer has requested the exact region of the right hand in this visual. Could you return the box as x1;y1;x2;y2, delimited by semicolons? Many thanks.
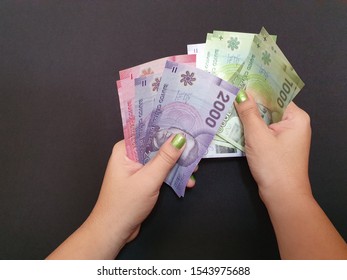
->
234;92;312;205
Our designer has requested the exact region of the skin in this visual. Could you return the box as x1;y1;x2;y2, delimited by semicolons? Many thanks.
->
47;135;195;259
47;93;347;260
234;93;347;259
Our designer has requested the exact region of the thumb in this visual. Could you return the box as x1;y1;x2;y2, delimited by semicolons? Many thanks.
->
138;133;186;187
234;90;268;135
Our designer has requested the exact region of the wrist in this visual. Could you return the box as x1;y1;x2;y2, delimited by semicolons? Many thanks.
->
82;204;130;259
258;176;313;209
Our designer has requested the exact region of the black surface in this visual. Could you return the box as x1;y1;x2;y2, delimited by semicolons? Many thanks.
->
1;0;346;260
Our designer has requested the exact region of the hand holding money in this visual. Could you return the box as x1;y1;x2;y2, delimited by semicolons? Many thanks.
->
234;92;311;205
47;137;196;259
117;27;304;196
117;58;239;196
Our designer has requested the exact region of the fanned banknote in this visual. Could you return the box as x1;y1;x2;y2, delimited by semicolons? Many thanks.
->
203;138;243;158
217;32;304;151
187;31;266;156
118;55;196;162
116;78;138;161
186;43;205;55
143;61;239;196
134;73;162;164
258;27;304;97
187;42;245;158
201;30;276;82
188;30;275;155
195;31;258;154
116;27;304;197
202;31;256;81
187;43;205;69
119;54;196;80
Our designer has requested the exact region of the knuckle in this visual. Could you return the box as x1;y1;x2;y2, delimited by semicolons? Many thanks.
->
112;140;124;154
238;104;259;120
298;108;311;128
157;148;176;167
303;111;311;124
239;105;260;123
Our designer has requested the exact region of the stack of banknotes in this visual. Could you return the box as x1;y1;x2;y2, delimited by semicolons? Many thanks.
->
116;27;304;197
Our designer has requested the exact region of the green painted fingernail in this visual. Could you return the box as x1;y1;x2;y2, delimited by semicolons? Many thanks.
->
236;90;248;104
171;134;186;149
190;174;195;181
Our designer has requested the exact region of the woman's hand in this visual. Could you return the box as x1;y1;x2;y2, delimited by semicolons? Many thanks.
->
91;134;195;245
47;134;196;259
234;92;312;205
235;91;347;259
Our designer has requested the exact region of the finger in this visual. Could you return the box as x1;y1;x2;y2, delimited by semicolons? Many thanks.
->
234;90;268;132
193;164;199;173
138;133;186;189
186;165;199;188
106;140;143;178
285;101;300;113
234;91;271;148
186;174;196;188
270;101;310;133
283;101;310;123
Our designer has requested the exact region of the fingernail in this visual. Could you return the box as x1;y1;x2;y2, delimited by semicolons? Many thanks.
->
190;174;195;181
171;134;186;149
235;90;248;104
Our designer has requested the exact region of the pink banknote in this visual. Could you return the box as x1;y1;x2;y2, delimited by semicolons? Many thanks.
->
116;79;138;161
119;54;196;80
143;61;239;196
117;54;196;162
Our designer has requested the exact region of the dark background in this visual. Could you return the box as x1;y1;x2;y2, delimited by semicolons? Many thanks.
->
1;0;346;260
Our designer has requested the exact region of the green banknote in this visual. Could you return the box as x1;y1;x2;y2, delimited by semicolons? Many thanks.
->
217;33;304;151
202;30;277;81
201;31;261;151
201;30;278;152
202;31;257;81
258;27;304;97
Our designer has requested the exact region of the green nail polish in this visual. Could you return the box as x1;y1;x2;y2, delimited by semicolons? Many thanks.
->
171;134;186;149
190;174;195;181
236;90;248;104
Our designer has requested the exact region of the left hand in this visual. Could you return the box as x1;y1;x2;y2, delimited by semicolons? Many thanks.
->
88;134;196;254
47;134;196;259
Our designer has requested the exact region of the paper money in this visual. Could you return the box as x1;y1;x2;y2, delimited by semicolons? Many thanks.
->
118;55;196;162
116;79;138;161
217;33;304;151
116;27;304;197
134;73;162;164
187;43;205;69
203;139;244;158
187;43;204;55
258;27;304;97
188;32;260;156
187;42;244;158
201;31;276;81
189;30;274;155
119;54;196;80
202;31;256;81
143;61;239;196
